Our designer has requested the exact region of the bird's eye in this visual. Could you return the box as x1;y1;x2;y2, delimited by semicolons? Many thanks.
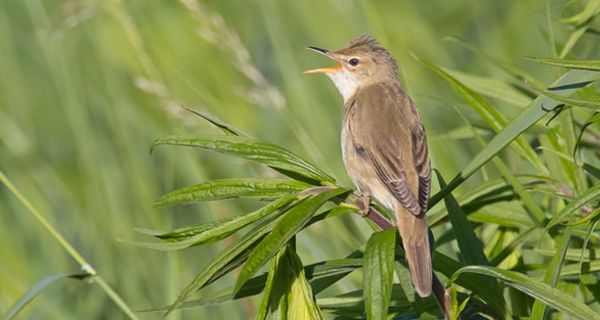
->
349;58;359;66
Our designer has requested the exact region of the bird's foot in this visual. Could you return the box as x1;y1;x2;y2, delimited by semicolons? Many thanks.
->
356;193;371;217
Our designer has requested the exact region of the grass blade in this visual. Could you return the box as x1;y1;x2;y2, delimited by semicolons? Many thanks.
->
530;229;572;319
151;135;335;184
154;178;309;208
3;273;89;320
416;56;548;174
435;170;489;265
525;57;600;72
363;228;396;320
451;266;600;320
547;182;600;228
429;70;600;208
234;188;347;292
530;87;600;110
181;105;249;136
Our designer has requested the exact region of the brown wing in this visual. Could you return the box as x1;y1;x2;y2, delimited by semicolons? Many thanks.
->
412;120;431;214
351;84;430;216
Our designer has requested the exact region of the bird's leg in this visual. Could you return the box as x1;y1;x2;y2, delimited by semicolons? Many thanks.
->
355;192;371;216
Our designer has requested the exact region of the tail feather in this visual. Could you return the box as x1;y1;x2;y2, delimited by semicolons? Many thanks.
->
396;206;432;297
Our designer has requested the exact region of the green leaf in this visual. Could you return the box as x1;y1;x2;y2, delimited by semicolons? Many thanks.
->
130;195;296;250
435;253;507;316
443;68;532;107
164;209;285;316
363;228;396;320
531;87;600;111
560;0;600;26
436;170;489;265
547;182;600;228
429;69;600;208
451;266;600;320
3;273;90;320
154;178;309;208
256;247;284;320
445;37;546;89
526;57;600;72
284;245;323;320
531;229;572;319
235;187;347;292
584;162;600;180
416;56;548;174
151;135;335;184
256;244;323;319
428;175;550;225
139;257;363;313
181;105;249;136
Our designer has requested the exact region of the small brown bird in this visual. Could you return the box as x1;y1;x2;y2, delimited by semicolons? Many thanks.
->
305;35;432;297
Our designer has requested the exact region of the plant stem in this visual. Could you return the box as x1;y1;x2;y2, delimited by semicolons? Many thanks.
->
0;170;140;320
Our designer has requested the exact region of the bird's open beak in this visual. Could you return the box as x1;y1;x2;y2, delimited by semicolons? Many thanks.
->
304;46;343;74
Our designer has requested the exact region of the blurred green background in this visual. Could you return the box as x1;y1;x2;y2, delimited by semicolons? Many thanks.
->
0;0;594;318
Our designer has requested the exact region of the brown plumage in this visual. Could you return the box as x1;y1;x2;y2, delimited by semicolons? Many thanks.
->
305;35;432;297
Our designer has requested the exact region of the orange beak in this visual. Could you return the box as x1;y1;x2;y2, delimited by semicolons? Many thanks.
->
304;46;343;74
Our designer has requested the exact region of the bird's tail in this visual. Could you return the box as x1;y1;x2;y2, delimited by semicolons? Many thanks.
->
395;205;432;297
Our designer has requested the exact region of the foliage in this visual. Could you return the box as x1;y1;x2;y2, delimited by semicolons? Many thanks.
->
2;0;600;319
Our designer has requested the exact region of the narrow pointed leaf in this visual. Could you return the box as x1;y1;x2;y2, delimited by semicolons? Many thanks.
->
547;182;600;228
255;248;282;320
525;57;600;72
152;135;335;184
4;273;90;320
284;245;323;320
436;171;489;265
235;188;347;292
531;229;572;319
165;211;285;316
531;87;600;110
584;163;600;180
364;228;396;320
182;105;249;136
417;56;547;174
560;0;600;26
154;178;308;208
451;266;600;320
139;258;363;313
129;196;296;250
429;70;600;208
443;68;531;107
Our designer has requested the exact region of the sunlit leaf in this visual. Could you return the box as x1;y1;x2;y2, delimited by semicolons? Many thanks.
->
181;105;249;136
151;135;335;184
429;70;600;208
560;0;600;26
451;266;600;320
154;178;309;208
235;188;347;292
526;57;600;72
364;228;396;320
164;210;284;316
130;195;297;250
416;56;548;174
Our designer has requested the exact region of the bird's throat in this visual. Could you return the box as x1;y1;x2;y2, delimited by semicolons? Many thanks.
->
327;71;359;103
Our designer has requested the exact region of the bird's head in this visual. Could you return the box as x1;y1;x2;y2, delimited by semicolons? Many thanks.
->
304;34;398;101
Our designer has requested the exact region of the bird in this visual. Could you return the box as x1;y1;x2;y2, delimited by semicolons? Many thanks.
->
304;35;432;297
